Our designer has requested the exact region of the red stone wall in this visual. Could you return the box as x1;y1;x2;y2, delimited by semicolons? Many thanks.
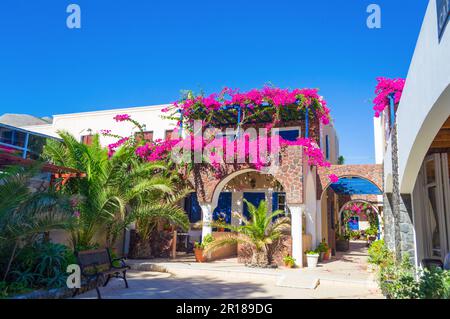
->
187;118;321;204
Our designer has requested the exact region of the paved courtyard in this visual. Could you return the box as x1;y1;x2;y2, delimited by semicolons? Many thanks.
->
75;241;384;299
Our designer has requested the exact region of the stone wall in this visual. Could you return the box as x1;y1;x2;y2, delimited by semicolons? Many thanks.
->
384;123;416;264
317;164;383;200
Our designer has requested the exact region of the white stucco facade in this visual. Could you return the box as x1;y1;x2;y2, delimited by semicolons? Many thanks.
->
21;104;178;147
383;0;450;193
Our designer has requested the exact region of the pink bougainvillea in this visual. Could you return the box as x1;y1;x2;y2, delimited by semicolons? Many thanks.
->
329;174;339;184
107;137;129;157
166;86;332;127
373;77;405;118
105;85;339;183
113;114;131;122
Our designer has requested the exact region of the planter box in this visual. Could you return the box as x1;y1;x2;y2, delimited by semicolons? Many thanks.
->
306;254;320;268
194;248;206;263
336;240;350;252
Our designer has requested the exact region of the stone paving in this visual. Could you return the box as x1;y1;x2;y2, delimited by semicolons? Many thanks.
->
75;241;384;299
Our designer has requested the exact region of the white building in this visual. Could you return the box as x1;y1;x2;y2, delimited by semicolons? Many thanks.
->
375;0;450;267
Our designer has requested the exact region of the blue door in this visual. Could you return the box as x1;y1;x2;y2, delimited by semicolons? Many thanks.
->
243;192;266;220
348;216;359;231
184;193;201;223
213;192;232;225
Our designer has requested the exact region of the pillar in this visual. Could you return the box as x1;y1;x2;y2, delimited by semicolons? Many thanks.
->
200;203;213;240
316;200;323;244
288;203;304;268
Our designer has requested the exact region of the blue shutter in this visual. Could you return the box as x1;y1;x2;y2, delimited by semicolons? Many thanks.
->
243;192;266;220
272;192;279;212
184;193;201;223
213;192;232;224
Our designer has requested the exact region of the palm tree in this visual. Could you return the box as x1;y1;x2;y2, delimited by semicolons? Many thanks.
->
43;131;190;251
204;200;290;266
0;165;74;281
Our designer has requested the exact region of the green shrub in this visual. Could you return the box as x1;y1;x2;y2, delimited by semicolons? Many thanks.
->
419;267;450;299
195;234;215;249
368;240;393;266
317;241;329;253
377;252;450;299
11;242;74;289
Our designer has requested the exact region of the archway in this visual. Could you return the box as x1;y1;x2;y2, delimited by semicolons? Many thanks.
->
317;171;383;255
211;169;287;226
337;200;382;241
399;85;450;193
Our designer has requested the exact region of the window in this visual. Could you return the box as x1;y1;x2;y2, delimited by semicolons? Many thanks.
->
348;216;359;231
272;192;287;221
0;126;26;148
81;135;93;145
165;130;174;141
277;129;299;142
325;135;330;160
276;193;286;212
135;131;153;143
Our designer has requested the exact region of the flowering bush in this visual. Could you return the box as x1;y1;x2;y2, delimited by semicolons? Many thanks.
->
105;85;339;183
164;86;331;128
373;77;405;118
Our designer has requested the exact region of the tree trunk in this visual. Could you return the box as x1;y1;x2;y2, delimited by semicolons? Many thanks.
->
3;241;18;281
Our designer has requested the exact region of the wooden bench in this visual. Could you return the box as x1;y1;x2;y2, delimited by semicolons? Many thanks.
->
72;249;130;299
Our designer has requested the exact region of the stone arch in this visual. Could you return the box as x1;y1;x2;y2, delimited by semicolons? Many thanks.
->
337;199;383;239
189;145;305;204
317;164;383;200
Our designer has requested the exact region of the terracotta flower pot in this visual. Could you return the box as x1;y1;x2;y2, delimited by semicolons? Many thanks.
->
323;248;331;261
194;248;206;263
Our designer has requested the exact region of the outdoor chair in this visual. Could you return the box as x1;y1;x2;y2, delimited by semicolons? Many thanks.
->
72;248;130;299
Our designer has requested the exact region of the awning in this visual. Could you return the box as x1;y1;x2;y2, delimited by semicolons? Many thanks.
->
329;177;382;195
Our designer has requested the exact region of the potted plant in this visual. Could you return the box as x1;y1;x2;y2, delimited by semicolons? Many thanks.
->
283;255;296;268
317;241;331;261
193;234;214;263
306;250;320;269
336;233;350;252
216;212;226;232
365;227;378;245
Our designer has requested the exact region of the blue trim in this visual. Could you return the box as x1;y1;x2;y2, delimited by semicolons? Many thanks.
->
330;177;382;195
23;133;29;159
305;107;309;138
213;192;232;226
243;192;266;220
278;129;300;142
184;193;201;223
388;93;395;127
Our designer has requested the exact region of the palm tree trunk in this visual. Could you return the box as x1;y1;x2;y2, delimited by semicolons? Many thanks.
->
3;241;18;281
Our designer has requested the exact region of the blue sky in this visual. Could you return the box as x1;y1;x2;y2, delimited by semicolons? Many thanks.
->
0;0;428;164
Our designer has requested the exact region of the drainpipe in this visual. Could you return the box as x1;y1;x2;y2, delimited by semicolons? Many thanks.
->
305;107;309;138
388;93;395;129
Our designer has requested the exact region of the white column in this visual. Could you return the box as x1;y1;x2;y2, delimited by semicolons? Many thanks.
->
289;204;304;268
200;203;213;240
316;200;322;245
